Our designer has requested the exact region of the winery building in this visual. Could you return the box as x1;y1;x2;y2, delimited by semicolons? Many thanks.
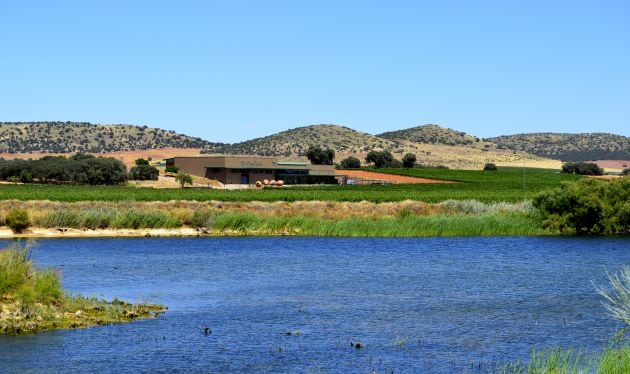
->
165;156;337;185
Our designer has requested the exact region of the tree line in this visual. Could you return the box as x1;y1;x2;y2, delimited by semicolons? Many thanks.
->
0;154;150;185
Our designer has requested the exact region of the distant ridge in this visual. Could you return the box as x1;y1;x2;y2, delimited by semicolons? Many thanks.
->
378;124;494;149
0;122;223;153
1;121;626;169
205;124;404;157
487;132;630;161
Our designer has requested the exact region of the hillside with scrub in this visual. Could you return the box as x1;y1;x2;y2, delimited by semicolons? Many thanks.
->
3;121;627;169
487;132;630;161
206;124;407;157
378;124;494;148
0;122;222;153
207;124;558;169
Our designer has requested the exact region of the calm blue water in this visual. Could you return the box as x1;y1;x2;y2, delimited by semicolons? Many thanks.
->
0;237;629;373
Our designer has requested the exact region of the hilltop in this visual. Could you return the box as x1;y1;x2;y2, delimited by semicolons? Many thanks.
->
378;124;494;149
207;124;406;157
0;122;222;153
487;132;630;161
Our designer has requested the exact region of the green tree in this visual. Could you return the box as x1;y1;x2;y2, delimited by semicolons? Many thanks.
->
130;164;159;181
306;146;335;165
175;173;193;188
19;170;33;183
365;150;394;168
134;158;150;166
339;156;361;169
533;178;630;235
561;161;603;176
402;153;416;168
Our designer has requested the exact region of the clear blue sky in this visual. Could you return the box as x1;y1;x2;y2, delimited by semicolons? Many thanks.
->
1;0;628;143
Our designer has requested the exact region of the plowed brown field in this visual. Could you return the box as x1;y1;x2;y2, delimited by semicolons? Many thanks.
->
335;170;453;184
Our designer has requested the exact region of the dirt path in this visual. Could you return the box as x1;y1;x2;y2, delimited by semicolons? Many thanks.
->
335;170;453;184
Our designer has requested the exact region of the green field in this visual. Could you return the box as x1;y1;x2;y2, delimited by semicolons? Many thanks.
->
0;169;580;203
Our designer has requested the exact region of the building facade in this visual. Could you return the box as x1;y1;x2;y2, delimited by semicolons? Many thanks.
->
165;156;337;185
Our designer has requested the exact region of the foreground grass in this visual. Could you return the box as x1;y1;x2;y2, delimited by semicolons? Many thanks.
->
0;200;550;236
0;245;164;335
0;169;579;203
500;346;630;373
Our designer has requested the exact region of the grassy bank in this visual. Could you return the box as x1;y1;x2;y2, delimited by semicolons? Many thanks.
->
500;346;630;373
0;168;579;203
0;244;164;335
0;200;550;237
210;211;547;236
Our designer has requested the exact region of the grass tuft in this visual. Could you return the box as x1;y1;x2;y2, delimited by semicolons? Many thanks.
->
0;243;164;335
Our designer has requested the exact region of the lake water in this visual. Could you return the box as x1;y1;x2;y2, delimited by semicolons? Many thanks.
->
1;237;629;373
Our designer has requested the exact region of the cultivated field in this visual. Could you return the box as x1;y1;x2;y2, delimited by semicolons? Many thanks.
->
0;169;580;203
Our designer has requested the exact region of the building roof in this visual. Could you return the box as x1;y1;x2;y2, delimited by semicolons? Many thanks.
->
169;155;336;175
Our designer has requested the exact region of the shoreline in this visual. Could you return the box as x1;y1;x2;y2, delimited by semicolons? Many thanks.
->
0;226;551;239
0;227;204;239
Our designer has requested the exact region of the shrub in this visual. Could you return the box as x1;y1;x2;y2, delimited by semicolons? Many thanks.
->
483;163;498;171
31;269;63;304
5;209;30;233
533;178;630;235
165;165;179;174
339;156;361;169
130;164;159;181
623;168;630;176
402;153;416;168
595;266;630;325
190;210;213;228
561;161;603;176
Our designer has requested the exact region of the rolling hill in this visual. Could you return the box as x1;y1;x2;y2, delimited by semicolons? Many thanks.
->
0;122;222;153
204;124;559;169
206;124;406;157
4;121;623;170
378;124;494;149
487;132;630;161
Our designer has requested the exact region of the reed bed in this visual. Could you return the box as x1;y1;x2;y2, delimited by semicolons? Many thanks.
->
212;212;546;236
0;199;543;236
